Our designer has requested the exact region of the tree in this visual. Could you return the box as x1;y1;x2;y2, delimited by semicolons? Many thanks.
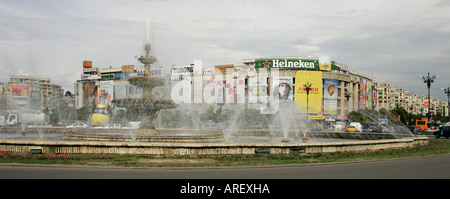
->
390;107;409;124
77;105;92;122
64;91;72;97
347;111;369;123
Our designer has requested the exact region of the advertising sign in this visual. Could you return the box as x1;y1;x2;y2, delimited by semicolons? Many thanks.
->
12;86;29;97
366;80;373;110
82;82;96;107
137;70;145;77
214;64;234;73
359;79;366;110
294;70;323;114
83;61;92;68
81;74;89;79
100;73;129;81
114;85;127;100
248;77;268;110
126;84;142;99
74;82;82;108
101;73;116;81
255;58;335;71
122;65;134;73
372;83;378;109
323;79;338;115
319;56;332;71
273;77;293;103
99;81;114;106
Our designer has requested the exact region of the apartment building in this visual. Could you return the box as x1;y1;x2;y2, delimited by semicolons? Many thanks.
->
377;83;448;117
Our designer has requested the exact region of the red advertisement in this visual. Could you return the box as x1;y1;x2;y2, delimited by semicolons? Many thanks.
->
12;86;29;97
83;60;92;68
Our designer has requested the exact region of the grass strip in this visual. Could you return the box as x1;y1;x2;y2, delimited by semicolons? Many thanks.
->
1;139;449;167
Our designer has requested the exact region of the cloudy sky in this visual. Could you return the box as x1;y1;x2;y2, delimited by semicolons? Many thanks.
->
1;0;450;100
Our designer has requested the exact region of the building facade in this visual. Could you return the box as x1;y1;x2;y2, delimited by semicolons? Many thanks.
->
76;56;450;125
74;61;164;109
239;57;378;121
0;70;64;112
377;83;449;117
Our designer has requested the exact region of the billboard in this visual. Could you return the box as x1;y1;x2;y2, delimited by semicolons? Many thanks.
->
248;77;268;110
359;79;366;110
323;79;338;115
372;83;378;109
273;77;293;107
122;65;134;73
294;71;323;114
82;82;96;107
255;58;335;71
100;73;129;81
74;82;82;108
114;85;127;99
99;81;114;106
214;64;234;73
83;61;92;68
12;86;29;97
366;80;373;110
319;56;332;71
126;84;142;99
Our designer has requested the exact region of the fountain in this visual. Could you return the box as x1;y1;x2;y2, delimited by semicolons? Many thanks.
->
65;19;223;143
36;127;46;141
111;18;175;128
0;19;427;156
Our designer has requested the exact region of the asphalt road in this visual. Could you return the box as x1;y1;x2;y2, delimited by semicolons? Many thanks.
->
1;153;449;179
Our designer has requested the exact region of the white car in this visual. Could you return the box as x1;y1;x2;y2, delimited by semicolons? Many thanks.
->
66;122;89;128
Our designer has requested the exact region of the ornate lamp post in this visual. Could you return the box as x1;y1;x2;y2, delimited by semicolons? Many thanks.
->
418;73;438;127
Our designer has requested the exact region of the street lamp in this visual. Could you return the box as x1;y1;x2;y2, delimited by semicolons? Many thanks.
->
418;73;439;125
441;87;450;121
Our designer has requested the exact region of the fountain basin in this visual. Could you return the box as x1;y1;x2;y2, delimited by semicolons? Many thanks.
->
64;129;224;143
128;76;165;88
112;98;176;110
0;136;428;156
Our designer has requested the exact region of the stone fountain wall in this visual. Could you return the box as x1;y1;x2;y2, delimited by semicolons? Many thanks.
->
0;136;428;156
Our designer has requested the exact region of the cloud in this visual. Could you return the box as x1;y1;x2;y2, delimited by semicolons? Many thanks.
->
0;0;449;101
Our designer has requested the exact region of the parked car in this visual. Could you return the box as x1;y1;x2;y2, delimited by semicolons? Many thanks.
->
346;125;357;132
334;123;345;131
410;126;423;134
434;123;450;139
369;126;389;133
66;122;88;128
350;122;363;132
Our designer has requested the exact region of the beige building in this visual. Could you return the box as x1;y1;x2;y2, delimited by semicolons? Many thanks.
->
176;57;379;122
0;70;64;111
377;83;448;117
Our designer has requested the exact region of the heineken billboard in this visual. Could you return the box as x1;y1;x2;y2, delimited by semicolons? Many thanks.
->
254;58;335;71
